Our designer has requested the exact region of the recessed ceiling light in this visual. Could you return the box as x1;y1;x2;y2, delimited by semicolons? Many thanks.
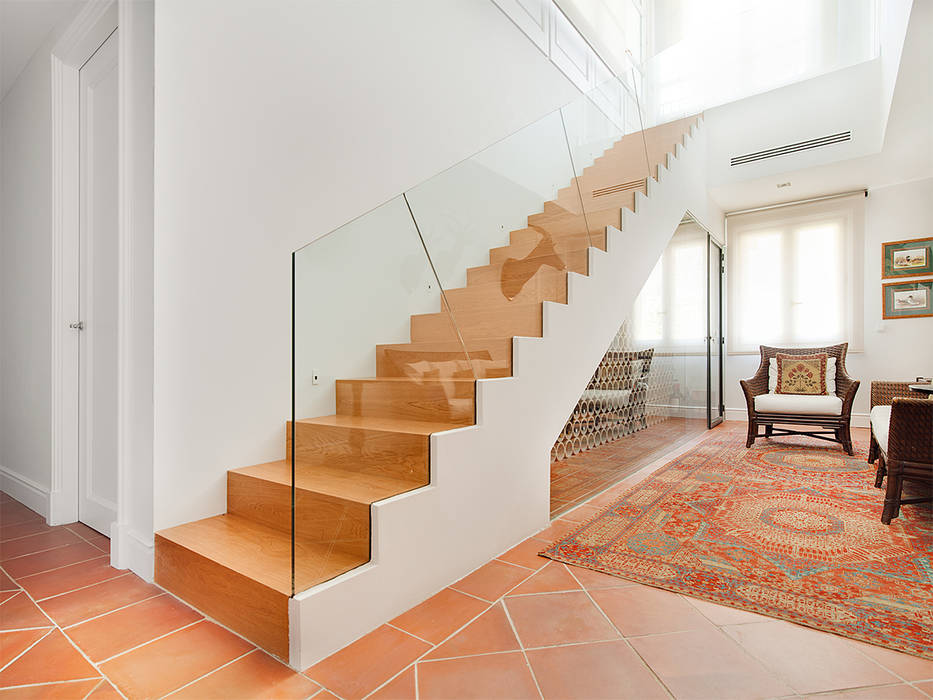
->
777;182;792;188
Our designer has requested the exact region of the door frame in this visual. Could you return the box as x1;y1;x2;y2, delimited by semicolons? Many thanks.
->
49;0;118;528
707;236;724;428
49;0;155;579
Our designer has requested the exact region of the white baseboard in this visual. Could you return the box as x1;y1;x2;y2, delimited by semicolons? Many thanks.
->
111;523;154;582
0;466;50;518
724;408;870;429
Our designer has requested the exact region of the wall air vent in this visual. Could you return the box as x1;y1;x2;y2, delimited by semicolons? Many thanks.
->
730;131;851;166
592;178;647;198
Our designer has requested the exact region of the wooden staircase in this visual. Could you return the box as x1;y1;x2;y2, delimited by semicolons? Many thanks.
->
154;116;698;660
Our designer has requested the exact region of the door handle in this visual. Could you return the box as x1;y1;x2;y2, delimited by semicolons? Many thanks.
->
69;321;85;330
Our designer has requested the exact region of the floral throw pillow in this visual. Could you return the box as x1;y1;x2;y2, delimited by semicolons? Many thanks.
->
775;353;828;395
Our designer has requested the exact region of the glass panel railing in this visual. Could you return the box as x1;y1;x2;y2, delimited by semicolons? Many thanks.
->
550;215;712;517
289;67;696;593
290;196;474;595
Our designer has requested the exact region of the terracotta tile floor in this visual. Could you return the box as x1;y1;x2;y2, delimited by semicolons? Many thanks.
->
550;417;708;516
2;421;931;699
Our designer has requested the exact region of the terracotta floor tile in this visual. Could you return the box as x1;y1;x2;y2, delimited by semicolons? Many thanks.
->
389;588;489;645
683;594;775;626
914;680;933;694
64;522;105;540
0;591;17;605
86;680;124;699
0;502;42;528
366;666;416;700
41;572;161;627
15;556;118;600
496;539;549;570
0;519;54;543
0;629;99;687
417;651;539;700
815;684;928;699
526;639;669;699
0;628;50;667
559;504;603;523
168;649;320;699
66;592;203;661
0;528;83;561
451;561;533;602
590;584;713;637
0;570;18;591
88;536;110;554
305;624;430;700
532;518;578;544
509;562;581;596
847;639;933;682
629;627;793;699
723;620;899;694
564;564;636;590
100;620;254;699
0;679;102;699
0;592;52;630
505;590;619;648
313;692;339;700
425;603;520;660
2;541;102;579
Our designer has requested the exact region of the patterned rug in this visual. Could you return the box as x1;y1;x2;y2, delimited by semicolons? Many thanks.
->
543;430;933;659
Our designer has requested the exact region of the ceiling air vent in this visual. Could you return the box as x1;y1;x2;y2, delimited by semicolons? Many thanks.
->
730;131;851;166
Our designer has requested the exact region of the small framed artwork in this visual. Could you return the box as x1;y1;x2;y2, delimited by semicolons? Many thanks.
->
882;279;933;319
882;237;933;278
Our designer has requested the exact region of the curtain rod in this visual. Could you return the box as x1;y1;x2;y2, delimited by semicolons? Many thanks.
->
725;189;868;218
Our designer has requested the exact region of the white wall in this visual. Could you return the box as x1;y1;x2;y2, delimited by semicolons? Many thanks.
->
153;0;579;531
724;176;933;423
704;59;883;193
0;29;57;514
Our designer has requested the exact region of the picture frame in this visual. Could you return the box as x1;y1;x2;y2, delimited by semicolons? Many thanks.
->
882;279;933;319
882;237;933;278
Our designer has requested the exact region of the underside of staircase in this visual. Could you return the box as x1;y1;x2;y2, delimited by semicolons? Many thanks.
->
154;115;699;661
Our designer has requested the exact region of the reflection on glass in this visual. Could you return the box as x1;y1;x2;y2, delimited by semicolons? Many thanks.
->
550;214;713;515
291;196;474;595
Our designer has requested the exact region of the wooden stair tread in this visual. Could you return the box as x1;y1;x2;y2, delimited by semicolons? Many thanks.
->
233;460;424;504
156;514;366;595
338;377;475;384
297;413;466;436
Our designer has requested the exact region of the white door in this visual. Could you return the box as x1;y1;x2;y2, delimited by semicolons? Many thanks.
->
78;30;119;535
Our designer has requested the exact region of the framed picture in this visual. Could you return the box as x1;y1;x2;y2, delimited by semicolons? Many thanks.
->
882;237;933;278
882;279;933;319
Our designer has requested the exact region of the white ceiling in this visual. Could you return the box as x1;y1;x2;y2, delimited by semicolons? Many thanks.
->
707;0;932;212
1;0;84;101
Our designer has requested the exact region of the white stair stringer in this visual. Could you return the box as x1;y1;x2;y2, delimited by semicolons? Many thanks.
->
289;118;719;670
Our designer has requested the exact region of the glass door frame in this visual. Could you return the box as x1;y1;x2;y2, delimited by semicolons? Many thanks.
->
707;235;724;428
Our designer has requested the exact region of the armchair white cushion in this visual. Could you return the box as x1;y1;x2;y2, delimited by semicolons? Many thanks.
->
754;393;843;415
869;405;891;453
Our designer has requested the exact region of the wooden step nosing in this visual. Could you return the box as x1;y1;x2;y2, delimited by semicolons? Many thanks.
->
155;531;292;596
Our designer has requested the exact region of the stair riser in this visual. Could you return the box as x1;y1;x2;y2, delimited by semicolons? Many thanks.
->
336;380;474;425
227;472;371;559
410;305;542;343
488;232;603;266
155;536;290;659
468;249;589;286
375;342;512;379
446;270;567;310
287;421;429;483
527;206;619;243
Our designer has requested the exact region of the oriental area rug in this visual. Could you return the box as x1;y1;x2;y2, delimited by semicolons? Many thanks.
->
543;430;933;659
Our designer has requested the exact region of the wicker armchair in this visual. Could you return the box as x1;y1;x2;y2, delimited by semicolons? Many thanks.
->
740;343;859;454
868;381;933;524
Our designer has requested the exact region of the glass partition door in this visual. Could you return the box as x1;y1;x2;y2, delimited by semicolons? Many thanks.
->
708;237;724;428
